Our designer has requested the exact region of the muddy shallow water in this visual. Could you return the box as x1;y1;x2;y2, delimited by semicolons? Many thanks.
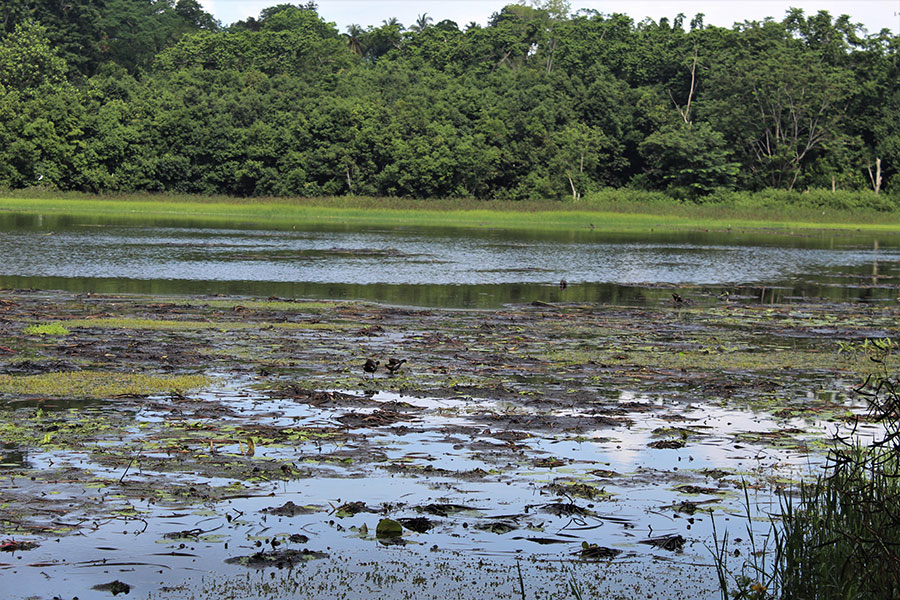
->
0;289;895;599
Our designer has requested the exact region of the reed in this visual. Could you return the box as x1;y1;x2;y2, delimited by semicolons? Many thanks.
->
714;340;900;599
774;378;900;599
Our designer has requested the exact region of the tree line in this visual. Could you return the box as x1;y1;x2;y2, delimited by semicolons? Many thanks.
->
0;1;897;201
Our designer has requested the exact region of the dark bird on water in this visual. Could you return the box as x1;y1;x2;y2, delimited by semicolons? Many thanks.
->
363;358;379;375
386;357;407;376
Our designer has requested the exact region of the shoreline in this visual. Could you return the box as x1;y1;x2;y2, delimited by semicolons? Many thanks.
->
3;193;900;234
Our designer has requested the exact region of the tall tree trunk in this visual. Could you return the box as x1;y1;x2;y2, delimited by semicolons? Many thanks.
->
567;170;578;201
867;157;882;195
669;47;698;125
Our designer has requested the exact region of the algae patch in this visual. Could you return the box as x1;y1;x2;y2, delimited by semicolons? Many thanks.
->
24;323;71;336
0;371;209;398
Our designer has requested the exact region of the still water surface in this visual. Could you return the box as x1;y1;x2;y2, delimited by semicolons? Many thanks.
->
1;213;898;306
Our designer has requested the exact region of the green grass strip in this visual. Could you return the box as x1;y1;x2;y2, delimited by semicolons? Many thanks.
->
3;193;900;233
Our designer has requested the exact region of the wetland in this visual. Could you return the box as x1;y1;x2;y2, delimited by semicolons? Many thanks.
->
1;212;899;599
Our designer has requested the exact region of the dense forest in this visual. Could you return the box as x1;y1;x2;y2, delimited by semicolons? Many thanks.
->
0;0;897;201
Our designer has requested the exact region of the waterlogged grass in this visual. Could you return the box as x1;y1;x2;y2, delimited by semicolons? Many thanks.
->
542;334;865;374
199;299;349;313
2;190;900;234
1;289;896;600
625;348;860;372
0;371;209;397
0;409;116;447
543;345;853;372
59;317;351;331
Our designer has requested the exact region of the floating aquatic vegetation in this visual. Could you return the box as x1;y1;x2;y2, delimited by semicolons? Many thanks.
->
1;289;895;600
576;542;622;560
0;371;209;398
225;548;329;569
263;501;319;517
92;580;131;596
375;518;403;540
639;534;686;552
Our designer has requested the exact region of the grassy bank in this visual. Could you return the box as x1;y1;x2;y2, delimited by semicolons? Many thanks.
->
1;188;899;233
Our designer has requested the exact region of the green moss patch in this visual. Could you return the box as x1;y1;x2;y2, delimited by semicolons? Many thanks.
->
24;323;70;336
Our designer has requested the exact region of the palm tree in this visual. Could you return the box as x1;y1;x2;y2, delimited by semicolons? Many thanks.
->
411;13;432;33
345;24;363;56
378;18;404;53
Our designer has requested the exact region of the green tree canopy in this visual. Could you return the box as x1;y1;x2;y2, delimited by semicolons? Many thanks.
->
0;2;895;199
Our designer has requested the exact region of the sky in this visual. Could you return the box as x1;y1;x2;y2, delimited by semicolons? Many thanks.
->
199;0;900;36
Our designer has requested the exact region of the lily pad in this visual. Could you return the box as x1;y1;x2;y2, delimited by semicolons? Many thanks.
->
375;518;403;539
